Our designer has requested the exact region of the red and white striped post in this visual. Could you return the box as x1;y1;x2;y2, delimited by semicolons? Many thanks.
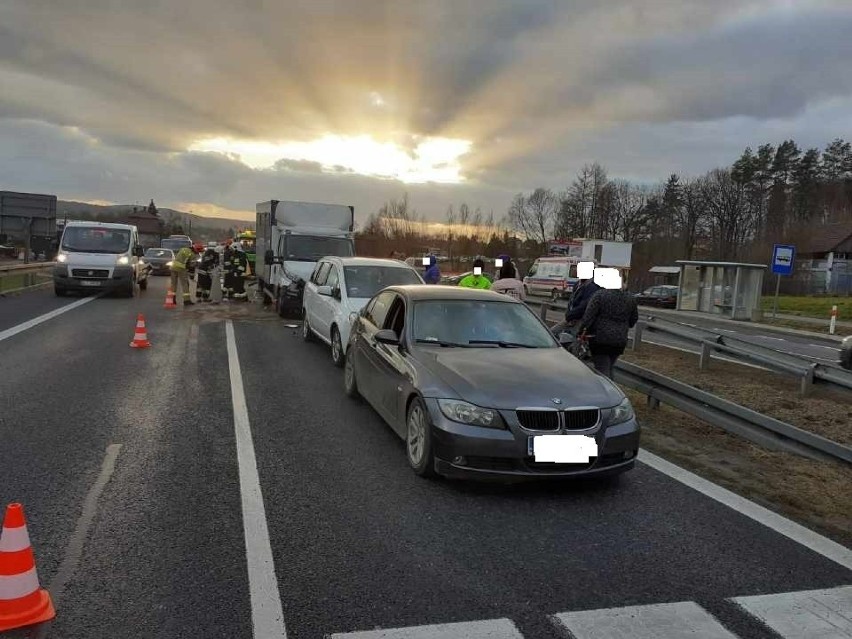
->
829;305;838;335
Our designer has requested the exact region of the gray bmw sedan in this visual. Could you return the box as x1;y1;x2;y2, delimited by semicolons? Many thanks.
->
344;285;640;481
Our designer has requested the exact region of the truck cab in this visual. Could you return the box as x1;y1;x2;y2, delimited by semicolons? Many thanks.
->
54;221;148;297
256;200;355;317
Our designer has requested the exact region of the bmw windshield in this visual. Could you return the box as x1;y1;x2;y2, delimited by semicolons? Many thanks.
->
412;299;557;348
61;228;131;254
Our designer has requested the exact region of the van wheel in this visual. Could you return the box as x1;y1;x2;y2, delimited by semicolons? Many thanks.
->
331;327;344;368
55;287;67;297
275;290;287;318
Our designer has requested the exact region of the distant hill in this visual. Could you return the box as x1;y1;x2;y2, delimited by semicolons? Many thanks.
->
57;200;254;238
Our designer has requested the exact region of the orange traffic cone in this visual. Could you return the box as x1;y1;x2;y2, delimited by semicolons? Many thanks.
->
164;289;177;309
130;314;151;349
0;503;56;632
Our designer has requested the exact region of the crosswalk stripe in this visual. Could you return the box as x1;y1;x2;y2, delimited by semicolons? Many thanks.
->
731;585;852;638
552;601;739;639
329;618;524;638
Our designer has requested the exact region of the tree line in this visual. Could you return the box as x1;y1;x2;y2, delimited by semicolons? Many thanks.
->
358;137;852;283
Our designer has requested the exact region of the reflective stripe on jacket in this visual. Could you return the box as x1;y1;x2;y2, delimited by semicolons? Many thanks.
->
171;247;196;271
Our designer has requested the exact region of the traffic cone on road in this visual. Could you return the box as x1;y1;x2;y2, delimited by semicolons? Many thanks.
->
0;503;56;632
164;289;177;309
130;314;152;349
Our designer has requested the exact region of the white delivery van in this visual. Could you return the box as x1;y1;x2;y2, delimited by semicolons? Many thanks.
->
53;221;149;297
523;256;580;300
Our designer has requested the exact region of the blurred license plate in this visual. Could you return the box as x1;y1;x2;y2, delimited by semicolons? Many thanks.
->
81;280;102;287
529;435;598;463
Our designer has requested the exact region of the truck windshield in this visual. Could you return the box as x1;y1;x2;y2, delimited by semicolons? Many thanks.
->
62;227;131;254
285;236;353;261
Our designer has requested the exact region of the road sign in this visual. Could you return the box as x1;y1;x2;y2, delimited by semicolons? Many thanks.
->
771;244;795;276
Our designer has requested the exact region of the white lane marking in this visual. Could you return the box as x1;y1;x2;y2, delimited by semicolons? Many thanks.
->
49;443;122;605
0;297;96;343
552;601;737;638
731;586;852;638
330;619;524;638
761;336;786;341
638;449;852;571
714;328;735;333
225;320;287;639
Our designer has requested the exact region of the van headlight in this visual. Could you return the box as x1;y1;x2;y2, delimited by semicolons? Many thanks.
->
438;399;503;429
116;256;130;265
607;398;635;426
57;253;67;263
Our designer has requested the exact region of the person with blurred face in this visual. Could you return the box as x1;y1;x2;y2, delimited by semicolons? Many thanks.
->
577;270;638;379
458;258;492;289
423;254;441;284
551;261;599;336
491;260;525;300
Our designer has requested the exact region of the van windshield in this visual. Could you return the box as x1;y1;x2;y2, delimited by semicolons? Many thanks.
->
528;262;573;278
62;227;131;254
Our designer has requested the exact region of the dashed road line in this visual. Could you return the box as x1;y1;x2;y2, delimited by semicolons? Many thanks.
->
225;320;287;639
552;601;738;638
731;586;852;638
0;297;96;343
330;619;524;638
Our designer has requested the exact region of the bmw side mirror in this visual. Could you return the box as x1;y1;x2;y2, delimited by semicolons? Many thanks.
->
375;329;399;345
264;249;274;265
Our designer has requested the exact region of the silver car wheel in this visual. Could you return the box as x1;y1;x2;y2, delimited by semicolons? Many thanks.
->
407;405;426;465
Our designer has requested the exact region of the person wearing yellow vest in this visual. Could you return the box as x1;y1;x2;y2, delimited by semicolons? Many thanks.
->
170;246;198;305
458;258;492;290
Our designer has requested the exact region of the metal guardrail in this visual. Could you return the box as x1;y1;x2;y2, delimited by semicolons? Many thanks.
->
529;299;852;395
0;262;54;274
614;360;852;466
529;298;852;466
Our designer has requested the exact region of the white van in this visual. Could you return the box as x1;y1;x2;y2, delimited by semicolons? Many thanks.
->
54;221;149;297
523;256;580;300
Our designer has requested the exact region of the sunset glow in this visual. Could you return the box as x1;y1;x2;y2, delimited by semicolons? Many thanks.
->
189;135;473;184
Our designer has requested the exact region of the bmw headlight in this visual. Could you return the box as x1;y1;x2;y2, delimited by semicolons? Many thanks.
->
166;261;174;267
607;397;635;426
438;399;503;429
116;256;130;265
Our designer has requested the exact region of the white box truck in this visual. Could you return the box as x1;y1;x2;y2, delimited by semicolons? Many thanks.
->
577;239;633;286
256;200;355;316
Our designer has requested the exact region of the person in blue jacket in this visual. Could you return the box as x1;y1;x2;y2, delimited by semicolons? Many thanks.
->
423;255;441;284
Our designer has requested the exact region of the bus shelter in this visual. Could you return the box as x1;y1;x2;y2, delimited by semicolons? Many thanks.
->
675;261;766;321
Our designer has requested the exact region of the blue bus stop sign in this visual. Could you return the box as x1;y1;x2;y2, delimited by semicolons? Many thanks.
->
771;244;795;276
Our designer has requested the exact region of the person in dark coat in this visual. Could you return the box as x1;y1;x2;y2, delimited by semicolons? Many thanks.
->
423;255;441;284
196;248;219;302
577;286;639;379
551;276;601;336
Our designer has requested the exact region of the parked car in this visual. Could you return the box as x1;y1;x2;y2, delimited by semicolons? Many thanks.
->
343;285;639;481
143;248;175;275
634;285;679;308
302;257;424;366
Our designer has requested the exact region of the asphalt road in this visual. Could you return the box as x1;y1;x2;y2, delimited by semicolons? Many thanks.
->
1;278;850;638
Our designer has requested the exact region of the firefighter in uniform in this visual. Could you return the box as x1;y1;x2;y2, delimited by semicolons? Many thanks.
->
222;241;235;301
170;245;197;306
231;243;249;302
196;247;219;302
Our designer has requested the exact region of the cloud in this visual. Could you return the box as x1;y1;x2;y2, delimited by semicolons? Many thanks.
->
0;0;849;221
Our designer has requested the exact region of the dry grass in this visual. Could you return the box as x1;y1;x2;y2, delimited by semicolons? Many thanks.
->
622;344;852;446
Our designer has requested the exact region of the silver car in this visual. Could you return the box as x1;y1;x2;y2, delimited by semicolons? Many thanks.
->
344;285;640;481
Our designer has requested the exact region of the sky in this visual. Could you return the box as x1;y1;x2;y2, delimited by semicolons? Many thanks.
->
1;0;851;225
